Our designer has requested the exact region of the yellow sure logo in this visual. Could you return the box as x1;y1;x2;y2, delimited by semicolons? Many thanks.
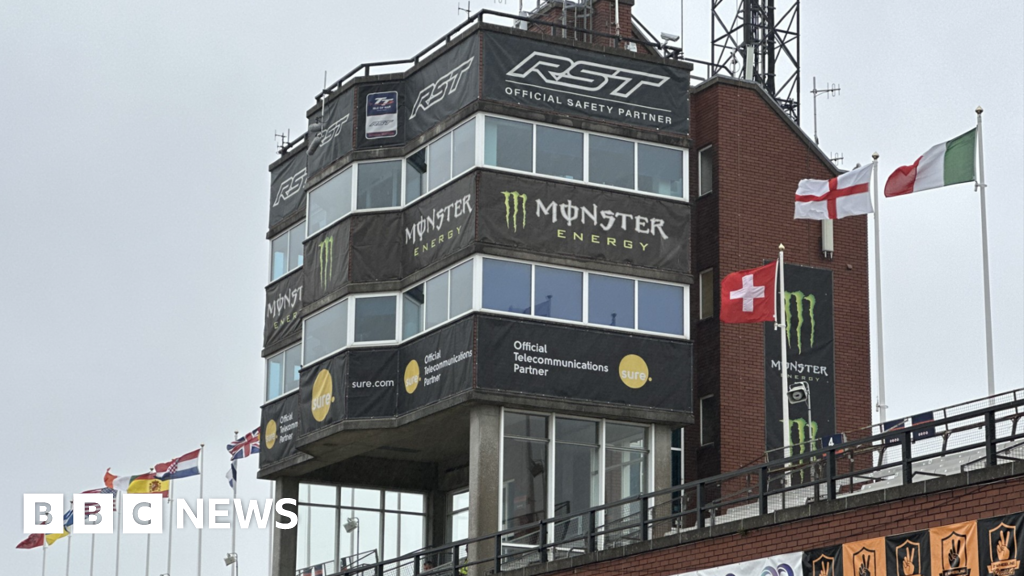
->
619;354;650;389
404;360;421;394
311;369;334;422
265;420;278;450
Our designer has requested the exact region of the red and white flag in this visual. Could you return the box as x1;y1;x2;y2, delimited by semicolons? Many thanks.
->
720;261;777;324
794;163;874;220
155;448;201;480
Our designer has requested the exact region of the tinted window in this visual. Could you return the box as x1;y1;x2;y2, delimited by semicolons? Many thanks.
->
357;160;402;209
589;136;634;189
449;261;473;318
307;168;352;235
534;266;582;321
699;269;714;320
303;301;348;363
699;147;713;196
284;345;302;394
504;412;548;439
638;144;683;198
536;126;583;181
406;149;427;203
452;119;476;176
428;133;452;191
425;272;449;330
484;117;532;172
482;259;531;314
271;234;288;281
354;296;396;342
266;351;284;399
288;225;305;270
588;274;634;328
402;285;424;339
638;281;684;335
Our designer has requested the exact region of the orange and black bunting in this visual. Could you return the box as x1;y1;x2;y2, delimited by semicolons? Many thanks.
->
806;545;844;576
978;514;1024;576
846;538;888;576
886;530;931;576
931;521;981;576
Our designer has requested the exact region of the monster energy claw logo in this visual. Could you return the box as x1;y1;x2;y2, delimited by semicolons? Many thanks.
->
784;290;816;353
318;236;334;289
501;191;527;232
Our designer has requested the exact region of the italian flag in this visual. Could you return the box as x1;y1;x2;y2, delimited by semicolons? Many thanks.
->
884;129;976;197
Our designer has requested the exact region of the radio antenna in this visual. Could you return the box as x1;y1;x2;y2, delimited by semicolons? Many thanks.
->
810;76;841;145
458;1;472;19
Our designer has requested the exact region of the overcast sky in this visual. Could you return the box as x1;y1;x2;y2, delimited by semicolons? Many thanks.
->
1;1;1021;574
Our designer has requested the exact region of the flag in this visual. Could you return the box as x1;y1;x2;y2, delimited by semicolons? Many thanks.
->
794;163;874;220
128;473;170;497
82;487;118;512
227;460;236;489
227;428;260;460
45;508;74;545
16;534;45;550
884;129;976;197
155;448;201;480
720;261;777;324
104;468;131;492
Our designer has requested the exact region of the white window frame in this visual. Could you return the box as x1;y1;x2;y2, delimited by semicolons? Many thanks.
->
698;144;713;197
351;293;401;346
699;268;715;320
265;342;302;401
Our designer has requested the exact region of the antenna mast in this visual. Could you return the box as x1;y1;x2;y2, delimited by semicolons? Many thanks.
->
810;76;840;145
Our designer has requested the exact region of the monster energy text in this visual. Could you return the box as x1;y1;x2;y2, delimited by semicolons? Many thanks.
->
404;194;472;246
318;236;334;289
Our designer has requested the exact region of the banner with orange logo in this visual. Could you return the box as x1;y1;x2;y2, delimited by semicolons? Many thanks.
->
887;530;931;576
979;514;1024;576
806;545;844;576
931;521;980;576
845;538;887;576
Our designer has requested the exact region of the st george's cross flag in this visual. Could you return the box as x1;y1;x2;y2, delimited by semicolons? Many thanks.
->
155;448;201;480
794;163;874;220
884;129;976;197
720;261;777;324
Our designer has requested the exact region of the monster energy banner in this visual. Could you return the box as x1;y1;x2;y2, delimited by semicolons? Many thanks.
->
269;146;308;228
764;264;836;459
350;212;403;284
357;81;404;149
303;219;350;306
264;272;303;349
404;34;480;140
979;514;1024;576
477;171;689;272
298;353;347;434
397;316;475;415
307;88;355;180
482;31;690;134
260;391;300;468
399;174;476;274
346;349;399;419
476;315;692;412
886;531;931;576
805;546;844;576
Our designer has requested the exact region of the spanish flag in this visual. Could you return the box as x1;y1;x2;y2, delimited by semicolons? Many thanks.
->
105;469;170;497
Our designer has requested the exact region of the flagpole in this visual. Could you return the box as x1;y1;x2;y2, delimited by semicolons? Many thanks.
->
975;106;995;401
42;544;47;576
870;153;888;423
167;480;174;576
64;533;71;576
115;492;121;576
198;444;204;576
231;431;239;576
778;244;791;466
89;533;96;576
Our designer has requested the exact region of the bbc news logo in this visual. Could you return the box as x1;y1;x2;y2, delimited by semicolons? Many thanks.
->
23;494;298;535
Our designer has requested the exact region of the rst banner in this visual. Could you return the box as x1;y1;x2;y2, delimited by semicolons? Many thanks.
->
303;219;351;306
482;31;689;134
299;354;347;434
764;264;836;460
477;171;689;273
307;88;355;180
404;34;480;140
476;315;692;412
671;553;803;576
264;271;303;349
268;147;308;228
259;392;300;468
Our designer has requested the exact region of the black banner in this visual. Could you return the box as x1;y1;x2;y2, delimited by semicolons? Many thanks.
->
264;272;303;349
482;31;689;134
886;531;931;576
397;316;475;414
299;354;347;434
476;315;692;412
350;212;403;284
477;171;689;272
357;82;404;149
307;88;355;179
764;264;836;460
346;348;399;419
269;148;308;228
400;174;476;274
404;34;480;140
805;546;844;576
260;392;300;467
979;514;1024;576
303;219;350;306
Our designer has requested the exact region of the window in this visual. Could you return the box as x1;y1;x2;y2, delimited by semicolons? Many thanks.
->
502;412;548;531
425;273;449;330
699;268;714;320
354;296;396;342
452;118;476;177
357;160;402;209
638;144;683;198
303;300;348;363
484;117;532;172
534;266;582;322
402;285;424;340
447;490;469;556
536;126;583;181
482;259;531;314
604;423;647;525
449;260;473;318
428;133;453;191
270;223;305;282
405;149;427;203
588;274;634;328
402;260;475;339
698;145;713;196
266;344;301;400
638;281;684;335
589;135;634;189
307;168;353;235
700;395;716;446
554;418;599;521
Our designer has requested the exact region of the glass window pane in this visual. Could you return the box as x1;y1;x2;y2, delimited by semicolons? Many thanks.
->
588;274;634;328
353;488;380;510
354;296;396;342
484;117;532;172
449;261;473;318
482;259;531;314
384;511;399;560
699;147;713;196
308;484;338;505
284;345;302;394
452;119;476;176
638;281;684;335
401;493;424;514
357;160;402;209
605;448;646;504
266;352;284;400
589;135;634;189
637;144;683;198
428;133;453;191
699;269;714;320
385;491;399;511
701;396;716;445
554;442;599;518
303;300;348;363
556;418;598;445
289;224;305;269
402;285;424;339
271;234;288;281
504;412;548;439
307;169;352;235
425;273;449;330
298;505;337;568
534;266;582;321
399;513;424;556
406;149;427;204
606;423;646;449
536;126;583;180
502;438;547;530
452;491;469;512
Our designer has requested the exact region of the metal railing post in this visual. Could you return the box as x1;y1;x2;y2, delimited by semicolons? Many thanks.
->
826;448;837;500
986;409;998;466
494;535;502;574
695;482;705;529
758;467;768;515
538;521;548;564
588;510;597;553
414;553;421;575
450;546;458;576
901;430;913;484
641;496;650;541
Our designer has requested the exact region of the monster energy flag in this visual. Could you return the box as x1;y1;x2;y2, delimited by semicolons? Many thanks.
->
264;272;303;349
307;88;355;180
269;146;308;228
303;219;350;305
260;392;300;468
764;264;836;460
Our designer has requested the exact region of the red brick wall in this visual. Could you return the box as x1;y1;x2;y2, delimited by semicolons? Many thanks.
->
686;80;871;479
548;476;1024;576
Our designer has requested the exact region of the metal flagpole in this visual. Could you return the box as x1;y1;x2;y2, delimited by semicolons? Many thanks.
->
89;534;96;576
871;153;888;423
231;431;239;576
975;107;995;401
778;245;791;462
65;533;72;576
167;481;174;575
115;491;122;576
145;533;151;576
197;444;204;576
42;543;47;576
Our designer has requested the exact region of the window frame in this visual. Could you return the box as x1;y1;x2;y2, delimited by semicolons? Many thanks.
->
306;166;354;238
265;342;303;401
269;221;305;283
697;144;714;197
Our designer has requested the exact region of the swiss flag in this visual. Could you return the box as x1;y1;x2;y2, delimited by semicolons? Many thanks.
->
720;261;777;324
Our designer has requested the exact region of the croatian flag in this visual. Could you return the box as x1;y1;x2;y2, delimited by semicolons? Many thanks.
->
155;448;201;480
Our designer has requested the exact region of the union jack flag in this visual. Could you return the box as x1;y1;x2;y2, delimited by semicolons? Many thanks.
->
226;428;260;460
82;487;118;512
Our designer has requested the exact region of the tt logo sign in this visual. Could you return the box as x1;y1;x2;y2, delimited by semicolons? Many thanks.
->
506;51;669;99
410;57;474;120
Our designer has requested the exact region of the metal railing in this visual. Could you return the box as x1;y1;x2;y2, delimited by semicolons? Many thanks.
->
322;392;1024;576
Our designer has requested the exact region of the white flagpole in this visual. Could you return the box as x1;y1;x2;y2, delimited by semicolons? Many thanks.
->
65;533;72;576
975;107;995;401
197;444;204;576
231;431;239;576
89;533;95;576
871;153;888;423
167;480;174;575
778;244;791;462
42;543;47;576
115;492;121;576
145;533;151;576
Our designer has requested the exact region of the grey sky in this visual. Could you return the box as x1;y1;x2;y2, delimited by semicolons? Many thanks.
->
1;1;1020;574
